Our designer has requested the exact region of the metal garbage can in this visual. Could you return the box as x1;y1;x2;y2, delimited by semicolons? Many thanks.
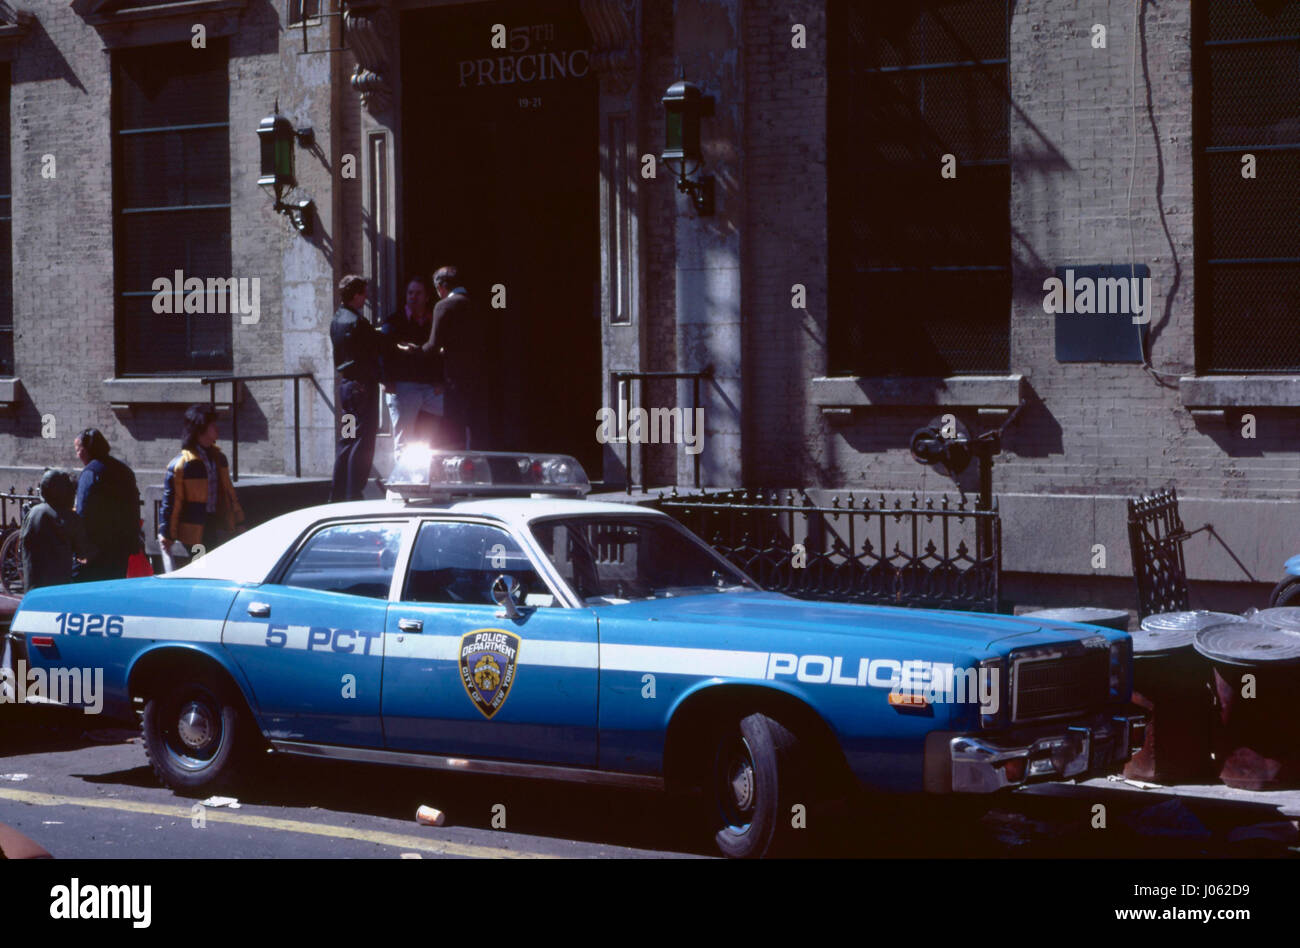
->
1021;606;1131;632
1194;621;1300;790
1124;611;1243;782
1253;608;1300;635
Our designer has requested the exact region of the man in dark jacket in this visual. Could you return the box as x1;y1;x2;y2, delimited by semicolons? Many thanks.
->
425;265;482;450
330;275;414;501
72;428;140;582
22;469;94;591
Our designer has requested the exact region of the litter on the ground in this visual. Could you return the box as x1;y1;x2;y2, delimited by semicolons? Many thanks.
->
416;805;446;826
400;852;423;859
200;796;241;809
0;773;30;782
1126;778;1161;790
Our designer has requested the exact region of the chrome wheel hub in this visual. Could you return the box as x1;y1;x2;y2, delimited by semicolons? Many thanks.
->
730;756;754;811
176;701;216;751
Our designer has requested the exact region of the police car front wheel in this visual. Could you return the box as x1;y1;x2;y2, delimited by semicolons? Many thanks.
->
141;676;255;793
711;712;805;858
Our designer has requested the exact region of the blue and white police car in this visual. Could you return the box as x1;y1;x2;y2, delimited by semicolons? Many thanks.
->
7;449;1144;857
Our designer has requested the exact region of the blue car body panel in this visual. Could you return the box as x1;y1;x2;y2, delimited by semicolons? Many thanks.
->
380;602;599;765
1284;554;1300;577
13;578;248;721
223;585;389;747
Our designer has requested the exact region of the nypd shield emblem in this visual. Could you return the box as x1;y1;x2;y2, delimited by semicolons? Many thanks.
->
459;629;521;720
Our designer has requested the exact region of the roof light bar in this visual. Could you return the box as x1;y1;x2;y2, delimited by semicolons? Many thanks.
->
386;447;591;499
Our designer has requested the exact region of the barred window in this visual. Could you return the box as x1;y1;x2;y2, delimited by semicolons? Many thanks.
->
287;0;322;25
829;0;1010;376
1;66;12;376
1194;1;1300;372
113;41;232;375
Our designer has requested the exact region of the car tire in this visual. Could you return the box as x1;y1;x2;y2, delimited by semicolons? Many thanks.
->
1268;576;1300;608
141;674;257;794
711;712;805;858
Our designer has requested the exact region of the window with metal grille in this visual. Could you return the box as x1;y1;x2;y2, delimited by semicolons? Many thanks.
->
287;0;322;25
1;66;12;377
113;41;232;375
1194;1;1300;372
829;0;1010;376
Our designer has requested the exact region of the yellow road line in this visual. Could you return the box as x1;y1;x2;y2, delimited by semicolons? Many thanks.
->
0;788;555;859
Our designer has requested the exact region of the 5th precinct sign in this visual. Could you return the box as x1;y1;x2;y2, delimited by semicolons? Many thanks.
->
459;21;590;88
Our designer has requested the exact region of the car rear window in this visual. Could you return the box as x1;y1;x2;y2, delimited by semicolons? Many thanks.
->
281;522;404;599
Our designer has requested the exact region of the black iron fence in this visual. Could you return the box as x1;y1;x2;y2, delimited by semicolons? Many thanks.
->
0;486;40;534
1127;487;1193;619
647;488;1002;612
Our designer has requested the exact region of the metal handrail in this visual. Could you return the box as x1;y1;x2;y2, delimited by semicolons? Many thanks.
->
200;372;315;481
609;366;714;492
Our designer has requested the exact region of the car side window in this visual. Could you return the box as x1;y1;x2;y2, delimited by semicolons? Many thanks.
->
281;522;404;600
403;521;552;607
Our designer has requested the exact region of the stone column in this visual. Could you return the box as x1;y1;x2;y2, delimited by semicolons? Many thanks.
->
582;0;646;487
340;0;399;472
345;1;399;323
673;0;742;487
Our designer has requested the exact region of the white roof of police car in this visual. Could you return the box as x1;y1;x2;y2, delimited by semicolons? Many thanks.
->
162;496;667;584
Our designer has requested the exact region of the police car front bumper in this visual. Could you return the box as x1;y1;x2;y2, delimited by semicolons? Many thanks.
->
931;712;1147;793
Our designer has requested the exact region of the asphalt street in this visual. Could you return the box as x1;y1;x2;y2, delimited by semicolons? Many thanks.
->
2;707;1298;859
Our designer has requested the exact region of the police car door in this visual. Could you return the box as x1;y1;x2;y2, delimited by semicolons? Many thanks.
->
223;519;409;748
381;518;598;766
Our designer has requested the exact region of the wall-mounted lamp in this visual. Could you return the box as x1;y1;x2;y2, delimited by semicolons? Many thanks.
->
661;78;715;216
258;104;316;234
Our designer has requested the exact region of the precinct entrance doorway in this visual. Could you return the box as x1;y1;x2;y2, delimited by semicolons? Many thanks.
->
400;0;601;473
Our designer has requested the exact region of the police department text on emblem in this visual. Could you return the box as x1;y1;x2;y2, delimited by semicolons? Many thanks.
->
459;629;521;719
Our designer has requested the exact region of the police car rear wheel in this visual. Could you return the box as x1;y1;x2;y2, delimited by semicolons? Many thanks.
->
142;677;252;794
711;712;803;858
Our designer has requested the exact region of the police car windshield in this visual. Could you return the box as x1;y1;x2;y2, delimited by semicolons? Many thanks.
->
529;516;754;605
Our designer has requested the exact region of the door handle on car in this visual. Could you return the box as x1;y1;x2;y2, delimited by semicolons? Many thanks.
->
247;602;271;618
397;618;423;632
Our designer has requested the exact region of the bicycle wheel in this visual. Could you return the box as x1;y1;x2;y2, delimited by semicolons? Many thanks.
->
0;529;24;596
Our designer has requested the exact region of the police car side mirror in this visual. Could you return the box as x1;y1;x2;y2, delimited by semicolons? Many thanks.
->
492;574;522;619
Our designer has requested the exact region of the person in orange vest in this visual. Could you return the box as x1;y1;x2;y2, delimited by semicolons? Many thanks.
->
157;405;244;570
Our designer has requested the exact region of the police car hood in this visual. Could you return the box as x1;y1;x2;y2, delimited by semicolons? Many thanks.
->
605;591;1112;651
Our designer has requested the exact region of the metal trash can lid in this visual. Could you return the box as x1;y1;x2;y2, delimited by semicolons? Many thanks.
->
1193;621;1300;667
1021;607;1130;631
1253;608;1300;634
1135;611;1246;655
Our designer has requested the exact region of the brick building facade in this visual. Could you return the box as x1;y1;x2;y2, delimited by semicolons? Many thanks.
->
0;0;1296;606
